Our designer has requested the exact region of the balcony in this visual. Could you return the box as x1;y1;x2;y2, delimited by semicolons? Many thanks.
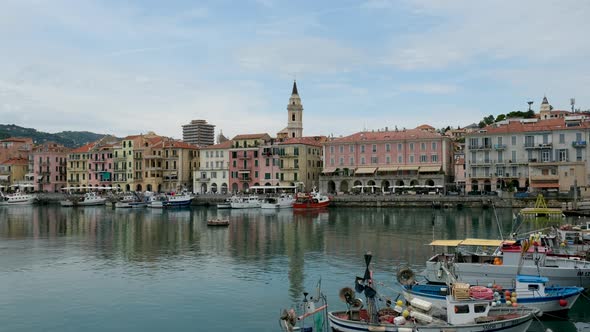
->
198;177;210;182
92;159;106;163
530;174;559;181
238;177;251;182
279;153;299;158
144;154;163;159
524;143;552;150
468;145;492;150
238;155;252;160
572;141;587;148
493;144;507;150
145;166;162;171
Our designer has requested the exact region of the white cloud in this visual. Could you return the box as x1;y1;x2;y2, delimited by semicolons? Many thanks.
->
384;0;590;70
398;83;459;94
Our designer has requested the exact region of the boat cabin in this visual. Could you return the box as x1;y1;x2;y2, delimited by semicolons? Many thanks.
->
445;295;491;325
514;275;547;298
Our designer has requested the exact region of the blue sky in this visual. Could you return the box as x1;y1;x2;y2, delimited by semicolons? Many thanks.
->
1;0;589;139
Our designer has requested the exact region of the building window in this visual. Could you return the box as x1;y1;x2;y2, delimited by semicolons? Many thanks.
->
409;143;414;151
497;151;503;162
511;150;516;162
349;145;354;153
386;156;391;164
577;149;582;161
469;138;478;148
339;146;344;153
432;142;437;150
339;157;344;166
361;157;365;165
409;155;414;163
349;157;354;165
386;144;390;152
398;155;402;163
542;150;550;162
398;143;402;151
558;149;568;161
361;145;365;153
420;155;427;162
431;154;438;162
371;156;378;164
330;158;335;166
372;144;377;153
576;132;582;141
330;146;334;154
421;143;426;151
511;136;516;145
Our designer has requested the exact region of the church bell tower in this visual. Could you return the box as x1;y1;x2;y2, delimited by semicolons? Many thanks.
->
286;81;303;138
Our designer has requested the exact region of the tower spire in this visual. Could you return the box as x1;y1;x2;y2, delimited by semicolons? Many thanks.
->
292;80;299;95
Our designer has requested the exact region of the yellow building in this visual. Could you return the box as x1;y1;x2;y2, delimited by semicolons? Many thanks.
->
0;158;29;191
278;136;326;191
66;142;94;189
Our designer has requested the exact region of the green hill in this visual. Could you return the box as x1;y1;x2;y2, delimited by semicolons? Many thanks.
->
0;124;111;148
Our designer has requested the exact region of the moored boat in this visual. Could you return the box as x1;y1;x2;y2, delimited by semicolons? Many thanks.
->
292;190;330;209
425;238;590;289
402;274;583;316
77;192;107;206
261;194;294;209
207;219;230;226
164;192;192;207
329;252;537;332
230;195;261;209
0;191;36;205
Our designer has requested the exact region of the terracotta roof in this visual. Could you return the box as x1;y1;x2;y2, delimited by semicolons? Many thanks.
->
163;141;197;149
201;140;234;150
279;136;328;147
232;133;270;140
327;129;443;144
0;137;33;144
1;158;28;165
71;142;95;153
475;118;590;135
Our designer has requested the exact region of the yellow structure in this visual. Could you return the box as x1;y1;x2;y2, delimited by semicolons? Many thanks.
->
278;136;326;191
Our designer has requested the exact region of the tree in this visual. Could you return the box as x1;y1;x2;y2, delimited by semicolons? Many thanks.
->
495;114;506;122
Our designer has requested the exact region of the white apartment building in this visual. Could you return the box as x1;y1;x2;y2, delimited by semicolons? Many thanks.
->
193;140;231;194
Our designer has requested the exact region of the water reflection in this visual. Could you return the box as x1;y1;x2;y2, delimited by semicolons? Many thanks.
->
0;205;587;331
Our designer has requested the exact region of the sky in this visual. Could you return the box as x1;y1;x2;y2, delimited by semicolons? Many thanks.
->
1;0;589;140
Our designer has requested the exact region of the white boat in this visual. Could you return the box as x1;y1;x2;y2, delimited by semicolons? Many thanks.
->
0;191;36;205
146;194;167;208
327;253;536;332
164;192;192;207
261;194;295;209
425;238;590;289
115;192;146;208
77;192;107;206
230;195;261;209
402;274;583;316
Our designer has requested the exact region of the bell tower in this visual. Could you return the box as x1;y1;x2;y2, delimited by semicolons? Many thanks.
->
286;81;303;138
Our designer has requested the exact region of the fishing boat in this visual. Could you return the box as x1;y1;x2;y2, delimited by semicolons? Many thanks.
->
280;280;329;332
328;252;537;332
146;193;167;208
77;192;107;206
261;193;295;209
0;191;36;205
292;190;330;209
230;195;261;209
207;219;230;226
425;238;590;289
164;192;192;207
402;274;583;316
114;192;146;208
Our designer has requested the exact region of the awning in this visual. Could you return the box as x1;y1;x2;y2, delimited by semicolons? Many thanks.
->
429;238;512;247
0;175;9;181
355;167;377;175
397;165;419;171
419;165;442;173
377;166;398;172
530;182;560;188
37;175;44;181
238;170;250;174
322;167;338;173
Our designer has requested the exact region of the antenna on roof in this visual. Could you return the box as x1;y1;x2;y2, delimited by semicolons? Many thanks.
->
570;98;576;112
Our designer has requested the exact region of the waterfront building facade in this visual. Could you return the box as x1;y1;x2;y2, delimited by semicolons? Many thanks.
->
0;158;29;191
195;140;231;194
228;133;272;193
278;136;326;191
319;127;453;194
66;142;94;189
161;140;197;192
87;143;115;188
0;137;33;164
182;120;215;146
32;142;70;192
465;114;590;193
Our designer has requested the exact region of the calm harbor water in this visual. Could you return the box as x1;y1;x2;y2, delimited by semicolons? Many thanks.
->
0;206;589;332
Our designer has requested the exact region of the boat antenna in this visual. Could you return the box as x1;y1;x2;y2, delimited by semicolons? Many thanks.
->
492;201;504;240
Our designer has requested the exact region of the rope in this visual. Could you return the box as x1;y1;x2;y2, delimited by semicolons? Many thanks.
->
531;310;551;332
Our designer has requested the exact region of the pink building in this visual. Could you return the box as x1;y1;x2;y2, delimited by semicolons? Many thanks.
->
32;142;70;192
319;127;453;194
228;133;272;193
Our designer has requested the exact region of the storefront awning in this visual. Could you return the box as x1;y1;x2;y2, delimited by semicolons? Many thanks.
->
397;165;419;171
377;166;398;172
355;167;377;175
322;167;338;174
0;175;9;181
419;165;441;173
530;182;560;188
238;170;250;174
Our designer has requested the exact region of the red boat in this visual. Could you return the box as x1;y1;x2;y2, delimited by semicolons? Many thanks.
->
292;191;331;209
